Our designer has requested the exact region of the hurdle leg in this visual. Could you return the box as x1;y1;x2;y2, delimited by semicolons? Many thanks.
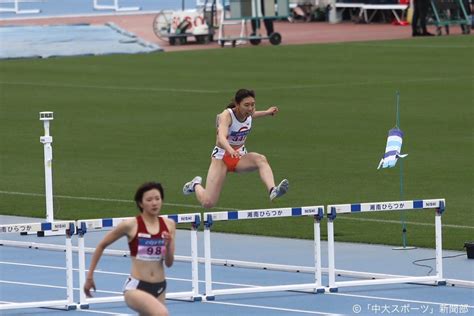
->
190;224;201;300
327;218;337;292
203;223;215;300
77;231;89;309
435;211;445;284
65;228;76;309
313;215;323;292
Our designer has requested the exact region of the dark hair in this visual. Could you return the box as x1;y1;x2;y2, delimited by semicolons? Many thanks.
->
134;182;164;212
227;89;255;108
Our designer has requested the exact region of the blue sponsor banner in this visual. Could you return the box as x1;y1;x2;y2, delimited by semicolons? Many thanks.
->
138;238;165;247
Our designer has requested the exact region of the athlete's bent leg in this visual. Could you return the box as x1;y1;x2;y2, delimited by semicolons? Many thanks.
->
195;159;227;209
235;152;275;192
124;290;168;316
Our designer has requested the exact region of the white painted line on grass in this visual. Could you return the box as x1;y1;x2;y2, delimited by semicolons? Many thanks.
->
1;76;472;95
0;190;223;210
0;82;221;94
1;190;472;229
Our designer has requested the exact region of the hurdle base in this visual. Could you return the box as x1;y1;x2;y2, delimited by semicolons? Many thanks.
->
193;296;203;302
66;305;77;310
38;230;67;237
437;280;447;286
204;295;215;301
79;304;90;310
19;230;66;237
316;288;325;294
328;287;339;293
392;246;417;250
445;279;474;288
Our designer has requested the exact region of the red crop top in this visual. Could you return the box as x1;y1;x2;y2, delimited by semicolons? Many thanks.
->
128;216;169;261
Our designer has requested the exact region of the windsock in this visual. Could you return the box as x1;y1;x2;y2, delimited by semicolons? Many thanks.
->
377;127;408;169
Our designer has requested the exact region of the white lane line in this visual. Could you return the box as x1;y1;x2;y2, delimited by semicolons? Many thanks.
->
338;216;474;229
0;298;131;315
1;76;472;94
2;269;472;310
0;280;63;290
255;76;474;91
0;82;221;94
204;300;344;315
76;310;132;316
0;280;121;295
1;190;472;229
0;190;228;211
0;261;66;270
0;274;474;315
329;292;474;309
0;261;197;283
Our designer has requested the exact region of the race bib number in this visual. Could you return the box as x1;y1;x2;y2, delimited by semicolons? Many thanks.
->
211;146;247;159
136;238;166;261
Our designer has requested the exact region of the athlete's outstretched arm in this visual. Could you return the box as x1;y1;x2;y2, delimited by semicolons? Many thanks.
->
253;106;279;118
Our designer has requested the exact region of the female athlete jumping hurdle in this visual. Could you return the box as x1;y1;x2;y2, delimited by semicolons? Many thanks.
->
183;88;288;209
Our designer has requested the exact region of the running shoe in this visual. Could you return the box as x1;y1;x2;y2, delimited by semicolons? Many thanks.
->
270;179;289;201
183;176;202;195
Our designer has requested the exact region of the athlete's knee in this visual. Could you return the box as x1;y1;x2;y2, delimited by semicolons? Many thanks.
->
255;153;269;165
201;199;216;209
150;303;169;316
157;308;169;316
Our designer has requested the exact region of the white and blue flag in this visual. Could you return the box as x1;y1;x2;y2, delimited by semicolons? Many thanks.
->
377;127;408;169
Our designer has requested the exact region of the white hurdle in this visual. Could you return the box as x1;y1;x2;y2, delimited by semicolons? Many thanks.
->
0;0;40;14
326;198;446;292
93;0;140;12
76;213;202;309
0;221;75;311
203;206;325;300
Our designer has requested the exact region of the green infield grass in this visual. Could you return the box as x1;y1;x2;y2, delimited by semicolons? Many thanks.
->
1;35;472;250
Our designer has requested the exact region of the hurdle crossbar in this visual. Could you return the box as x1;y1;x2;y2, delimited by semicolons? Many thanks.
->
0;0;40;14
326;198;446;292
203;206;325;300
0;221;75;311
76;213;202;309
93;0;140;11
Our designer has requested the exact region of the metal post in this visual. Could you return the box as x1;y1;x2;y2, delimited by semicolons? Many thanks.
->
313;215;322;289
77;223;89;308
327;219;336;290
39;112;54;222
203;216;214;300
392;92;416;250
65;223;75;309
435;212;443;280
190;221;200;299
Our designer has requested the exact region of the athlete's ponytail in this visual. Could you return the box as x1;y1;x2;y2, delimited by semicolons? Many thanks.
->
226;89;255;108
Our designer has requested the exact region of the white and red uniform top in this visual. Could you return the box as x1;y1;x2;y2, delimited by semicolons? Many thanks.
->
220;108;252;148
128;216;169;262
